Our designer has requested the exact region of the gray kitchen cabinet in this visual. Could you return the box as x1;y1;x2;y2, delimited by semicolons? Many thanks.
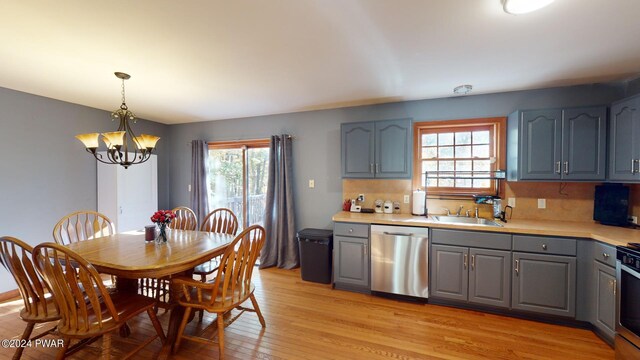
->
341;118;412;179
430;244;468;301
333;222;369;292
507;106;607;181
609;94;640;181
512;252;576;317
593;261;616;341
468;248;511;308
341;122;375;178
431;239;510;308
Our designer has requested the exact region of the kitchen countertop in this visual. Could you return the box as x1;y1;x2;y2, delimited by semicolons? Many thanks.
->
332;211;640;247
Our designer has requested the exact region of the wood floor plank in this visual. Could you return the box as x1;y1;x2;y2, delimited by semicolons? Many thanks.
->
0;268;613;359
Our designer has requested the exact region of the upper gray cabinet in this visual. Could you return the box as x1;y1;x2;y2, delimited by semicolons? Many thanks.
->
341;118;412;179
507;106;607;181
609;94;640;182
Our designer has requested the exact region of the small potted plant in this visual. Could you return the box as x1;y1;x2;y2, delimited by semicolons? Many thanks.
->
150;210;176;244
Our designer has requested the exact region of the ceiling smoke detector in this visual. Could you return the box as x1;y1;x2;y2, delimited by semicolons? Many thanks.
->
453;85;473;95
502;0;555;15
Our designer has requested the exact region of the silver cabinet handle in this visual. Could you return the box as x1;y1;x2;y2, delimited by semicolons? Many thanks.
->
555;161;561;174
542;244;548;250
603;252;610;259
363;244;367;256
636;159;640;174
370;163;374;174
348;228;353;233
632;159;636;174
471;255;475;270
614;279;617;296
375;163;380;173
515;259;519;275
383;231;414;237
564;161;569;175
463;254;468;270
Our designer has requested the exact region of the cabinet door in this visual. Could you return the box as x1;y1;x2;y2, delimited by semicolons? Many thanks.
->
609;98;639;181
561;107;607;180
430;244;468;301
468;248;511;308
333;235;369;288
520;110;562;180
512;252;576;317
374;118;412;179
594;261;616;341
342;122;375;178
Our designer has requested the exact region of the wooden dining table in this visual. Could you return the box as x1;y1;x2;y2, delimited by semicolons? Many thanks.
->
64;229;235;359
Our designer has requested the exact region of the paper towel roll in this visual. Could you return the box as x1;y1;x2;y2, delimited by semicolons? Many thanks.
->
412;190;426;215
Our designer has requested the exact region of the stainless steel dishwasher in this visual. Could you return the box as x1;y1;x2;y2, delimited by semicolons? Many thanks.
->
370;224;429;299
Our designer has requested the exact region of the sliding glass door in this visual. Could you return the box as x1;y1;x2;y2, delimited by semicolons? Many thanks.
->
208;140;269;229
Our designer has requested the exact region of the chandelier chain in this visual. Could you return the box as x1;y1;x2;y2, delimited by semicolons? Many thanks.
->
120;78;128;110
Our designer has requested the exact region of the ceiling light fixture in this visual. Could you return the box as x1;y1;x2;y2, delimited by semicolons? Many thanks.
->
502;0;555;15
76;72;160;169
453;84;473;95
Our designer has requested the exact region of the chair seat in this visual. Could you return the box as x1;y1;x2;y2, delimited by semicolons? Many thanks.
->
193;259;220;276
19;294;60;322
179;281;255;312
58;292;156;338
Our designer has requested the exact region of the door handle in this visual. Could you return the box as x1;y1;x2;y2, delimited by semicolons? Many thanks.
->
471;255;475;270
563;161;569;175
370;163;374;174
363;244;367;256
375;163;380;173
463;254;468;270
383;231;413;237
515;259;519;275
614;279;617;296
632;159;636;174
555;161;561;174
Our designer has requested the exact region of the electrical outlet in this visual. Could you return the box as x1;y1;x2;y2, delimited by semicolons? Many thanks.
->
629;216;638;225
188;184;191;192
403;195;410;203
357;194;365;202
537;199;546;209
507;197;516;207
308;179;315;188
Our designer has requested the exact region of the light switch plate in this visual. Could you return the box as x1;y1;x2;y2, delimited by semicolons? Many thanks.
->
538;198;546;209
507;197;516;207
403;195;410;203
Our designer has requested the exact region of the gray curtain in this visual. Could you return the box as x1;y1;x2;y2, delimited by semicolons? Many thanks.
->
190;140;210;225
260;134;298;269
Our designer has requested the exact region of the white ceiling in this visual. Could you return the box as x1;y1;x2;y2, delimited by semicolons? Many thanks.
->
1;0;640;124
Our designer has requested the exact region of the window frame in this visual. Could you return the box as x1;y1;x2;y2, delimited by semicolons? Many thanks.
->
412;117;507;196
208;138;270;228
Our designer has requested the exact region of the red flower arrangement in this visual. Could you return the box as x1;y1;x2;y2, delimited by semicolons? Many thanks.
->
150;210;176;225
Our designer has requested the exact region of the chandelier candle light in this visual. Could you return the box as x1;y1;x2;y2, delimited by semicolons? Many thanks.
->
75;72;160;169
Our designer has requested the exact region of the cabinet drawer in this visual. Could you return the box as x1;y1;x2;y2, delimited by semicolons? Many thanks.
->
593;241;616;267
334;222;369;238
513;235;576;256
431;229;511;250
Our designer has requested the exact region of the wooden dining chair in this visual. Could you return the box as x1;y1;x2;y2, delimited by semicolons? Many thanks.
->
172;225;266;359
0;237;60;360
168;206;198;231
32;242;166;360
52;211;115;245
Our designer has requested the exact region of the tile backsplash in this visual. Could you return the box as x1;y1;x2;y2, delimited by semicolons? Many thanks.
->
343;179;640;223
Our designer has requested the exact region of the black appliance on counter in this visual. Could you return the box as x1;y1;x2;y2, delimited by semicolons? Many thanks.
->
616;243;640;359
594;184;629;226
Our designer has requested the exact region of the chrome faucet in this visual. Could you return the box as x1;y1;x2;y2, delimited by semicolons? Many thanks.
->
456;205;464;217
442;208;451;216
474;207;479;218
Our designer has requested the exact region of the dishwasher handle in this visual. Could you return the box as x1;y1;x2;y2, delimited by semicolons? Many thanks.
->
383;231;414;237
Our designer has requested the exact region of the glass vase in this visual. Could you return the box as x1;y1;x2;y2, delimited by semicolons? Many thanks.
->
155;223;168;244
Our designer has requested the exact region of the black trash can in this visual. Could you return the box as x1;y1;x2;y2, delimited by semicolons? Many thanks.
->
297;228;333;284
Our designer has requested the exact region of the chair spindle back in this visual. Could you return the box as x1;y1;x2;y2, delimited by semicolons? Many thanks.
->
169;206;198;231
200;208;239;235
52;211;115;245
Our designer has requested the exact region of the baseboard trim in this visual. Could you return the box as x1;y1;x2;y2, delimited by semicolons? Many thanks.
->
0;289;20;303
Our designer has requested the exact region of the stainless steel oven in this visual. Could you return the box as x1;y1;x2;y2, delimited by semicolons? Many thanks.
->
616;244;640;359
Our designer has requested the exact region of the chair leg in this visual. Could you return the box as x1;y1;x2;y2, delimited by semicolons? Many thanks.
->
249;293;266;328
172;307;192;354
147;308;166;343
101;332;111;360
12;322;34;360
55;338;70;360
216;314;225;360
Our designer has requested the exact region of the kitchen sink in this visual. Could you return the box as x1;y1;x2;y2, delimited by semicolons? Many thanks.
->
432;215;503;227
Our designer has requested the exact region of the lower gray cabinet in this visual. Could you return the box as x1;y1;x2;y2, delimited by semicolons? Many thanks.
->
512;252;576;317
469;248;511;308
593;261;616;341
334;235;369;291
431;244;511;308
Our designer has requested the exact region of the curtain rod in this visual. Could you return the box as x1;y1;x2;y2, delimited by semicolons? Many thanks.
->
187;135;294;146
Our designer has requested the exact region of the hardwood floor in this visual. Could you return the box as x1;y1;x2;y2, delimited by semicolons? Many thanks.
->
0;268;613;359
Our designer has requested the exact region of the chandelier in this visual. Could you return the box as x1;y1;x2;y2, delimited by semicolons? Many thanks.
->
75;72;160;169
